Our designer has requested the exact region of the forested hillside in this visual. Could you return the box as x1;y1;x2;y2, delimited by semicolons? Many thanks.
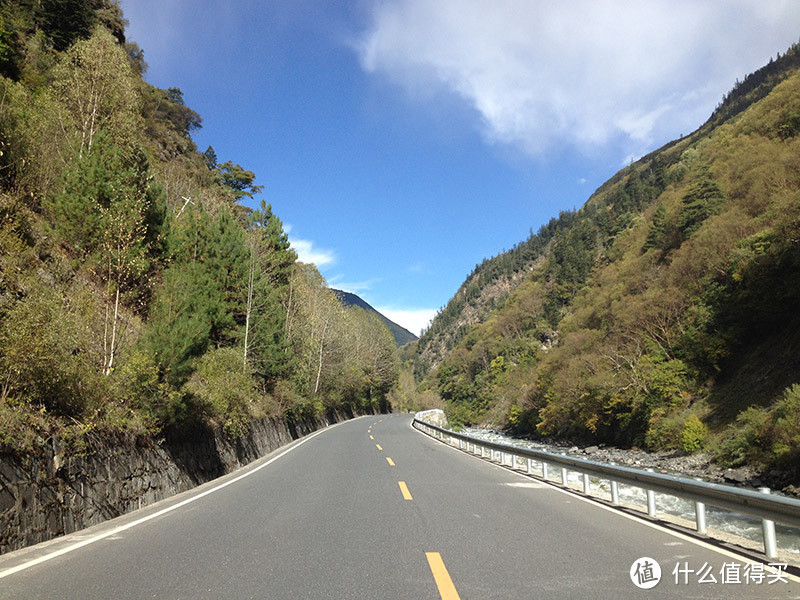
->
414;43;800;479
0;1;398;452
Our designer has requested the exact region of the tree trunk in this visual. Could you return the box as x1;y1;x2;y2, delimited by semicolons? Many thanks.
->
243;250;256;373
104;286;120;375
313;315;330;396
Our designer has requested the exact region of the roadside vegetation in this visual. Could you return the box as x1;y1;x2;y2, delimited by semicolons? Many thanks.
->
0;1;398;454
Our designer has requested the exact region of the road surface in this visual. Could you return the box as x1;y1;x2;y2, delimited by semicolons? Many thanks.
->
0;414;797;598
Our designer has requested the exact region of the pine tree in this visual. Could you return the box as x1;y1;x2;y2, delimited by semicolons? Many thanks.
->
677;171;726;238
242;201;297;383
643;203;668;252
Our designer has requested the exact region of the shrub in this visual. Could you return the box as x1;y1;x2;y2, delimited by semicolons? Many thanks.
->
716;406;770;467
645;408;684;451
183;347;260;437
716;383;800;470
0;281;104;418
110;348;183;429
681;414;709;454
770;384;800;466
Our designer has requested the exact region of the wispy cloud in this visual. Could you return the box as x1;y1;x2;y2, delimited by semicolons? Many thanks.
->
356;0;800;160
406;262;434;275
374;306;438;337
288;232;336;269
327;276;381;294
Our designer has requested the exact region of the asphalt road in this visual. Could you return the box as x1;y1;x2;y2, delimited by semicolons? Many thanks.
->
0;414;797;599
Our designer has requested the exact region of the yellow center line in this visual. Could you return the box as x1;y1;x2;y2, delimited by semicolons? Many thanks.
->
386;457;395;466
376;444;383;450
369;435;374;440
398;481;413;500
426;552;460;600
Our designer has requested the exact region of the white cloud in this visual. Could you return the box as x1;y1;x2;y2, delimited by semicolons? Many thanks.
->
356;0;800;159
290;237;336;269
374;307;438;337
328;276;380;293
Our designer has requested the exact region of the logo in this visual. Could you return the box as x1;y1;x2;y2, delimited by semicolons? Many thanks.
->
630;557;662;589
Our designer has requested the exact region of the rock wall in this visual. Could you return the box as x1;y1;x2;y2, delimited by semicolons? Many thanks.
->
0;411;358;555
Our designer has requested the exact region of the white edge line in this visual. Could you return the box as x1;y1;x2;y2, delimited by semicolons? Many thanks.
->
410;421;800;583
0;420;348;580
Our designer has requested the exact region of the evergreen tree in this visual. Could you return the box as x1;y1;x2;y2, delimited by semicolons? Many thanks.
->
643;203;669;253
677;171;726;238
163;204;248;347
243;201;297;383
144;261;220;386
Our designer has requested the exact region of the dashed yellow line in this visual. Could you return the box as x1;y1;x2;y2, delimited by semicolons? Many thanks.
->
426;552;460;599
370;435;374;440
386;457;395;466
398;481;413;500
376;444;383;450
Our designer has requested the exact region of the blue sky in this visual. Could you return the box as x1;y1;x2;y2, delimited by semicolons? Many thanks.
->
119;0;800;335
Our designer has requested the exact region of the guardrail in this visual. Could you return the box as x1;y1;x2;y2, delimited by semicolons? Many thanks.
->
413;417;800;559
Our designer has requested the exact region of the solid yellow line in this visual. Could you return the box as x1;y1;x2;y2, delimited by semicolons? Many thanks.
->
386;457;395;466
398;481;413;500
376;444;383;450
426;552;460;599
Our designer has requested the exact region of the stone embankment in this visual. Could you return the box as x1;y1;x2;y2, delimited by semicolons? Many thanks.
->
0;411;362;555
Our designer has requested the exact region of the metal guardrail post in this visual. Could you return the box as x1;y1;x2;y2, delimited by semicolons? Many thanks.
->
542;462;548;480
646;469;656;517
694;478;707;535
527;457;532;475
760;487;778;559
611;480;619;505
583;474;590;495
561;466;568;486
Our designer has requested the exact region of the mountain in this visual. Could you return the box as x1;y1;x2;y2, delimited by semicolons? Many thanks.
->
412;42;800;482
332;289;418;347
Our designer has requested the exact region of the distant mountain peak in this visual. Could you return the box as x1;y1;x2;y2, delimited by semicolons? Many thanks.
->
331;289;418;347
